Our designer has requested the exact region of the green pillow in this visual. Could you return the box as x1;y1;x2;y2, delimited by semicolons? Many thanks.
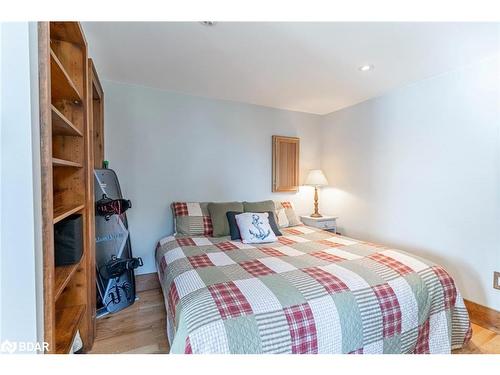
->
243;200;276;213
208;202;244;237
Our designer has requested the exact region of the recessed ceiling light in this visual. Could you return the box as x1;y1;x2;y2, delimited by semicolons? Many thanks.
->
359;64;374;72
200;21;217;27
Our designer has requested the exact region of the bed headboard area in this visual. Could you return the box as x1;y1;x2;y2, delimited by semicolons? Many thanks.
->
103;80;323;273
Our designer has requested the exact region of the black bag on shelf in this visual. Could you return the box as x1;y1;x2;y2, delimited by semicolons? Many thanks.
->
54;214;83;266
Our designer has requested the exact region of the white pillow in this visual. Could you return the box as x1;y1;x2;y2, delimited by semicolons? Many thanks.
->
276;207;289;228
235;212;278;244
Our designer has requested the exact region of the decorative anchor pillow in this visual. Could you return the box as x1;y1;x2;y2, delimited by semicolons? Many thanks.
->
235;212;278;244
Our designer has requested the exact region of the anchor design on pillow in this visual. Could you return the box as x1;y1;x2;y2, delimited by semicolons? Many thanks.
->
249;214;271;240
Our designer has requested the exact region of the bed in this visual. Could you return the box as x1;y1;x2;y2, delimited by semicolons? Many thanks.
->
155;225;471;354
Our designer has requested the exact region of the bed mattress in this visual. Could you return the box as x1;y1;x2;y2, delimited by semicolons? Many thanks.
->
155;225;471;354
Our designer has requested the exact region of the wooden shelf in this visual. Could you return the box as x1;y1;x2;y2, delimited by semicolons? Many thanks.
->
54;261;81;300
52;105;83;137
50;22;86;45
50;49;82;103
55;305;85;354
53;203;85;224
52;157;82;168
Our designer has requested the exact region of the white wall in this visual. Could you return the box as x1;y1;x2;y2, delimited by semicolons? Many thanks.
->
0;22;43;351
320;56;500;310
103;80;322;274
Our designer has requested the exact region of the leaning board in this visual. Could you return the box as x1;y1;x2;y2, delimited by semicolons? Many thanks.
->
94;168;137;315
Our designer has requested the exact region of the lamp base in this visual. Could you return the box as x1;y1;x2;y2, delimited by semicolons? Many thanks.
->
311;186;323;218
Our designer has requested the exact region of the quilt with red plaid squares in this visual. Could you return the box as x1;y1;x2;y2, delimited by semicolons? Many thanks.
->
155;225;471;354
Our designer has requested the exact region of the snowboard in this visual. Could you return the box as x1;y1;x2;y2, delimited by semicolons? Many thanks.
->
94;168;137;316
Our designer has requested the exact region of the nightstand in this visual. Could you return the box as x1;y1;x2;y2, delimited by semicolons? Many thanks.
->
300;215;338;233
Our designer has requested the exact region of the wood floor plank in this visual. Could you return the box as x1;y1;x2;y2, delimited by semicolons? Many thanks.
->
90;289;500;354
481;335;500;354
90;289;169;354
470;324;498;347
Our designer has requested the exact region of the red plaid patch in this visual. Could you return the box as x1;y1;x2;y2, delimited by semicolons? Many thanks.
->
284;303;318;354
177;237;195;247
432;266;457;310
413;319;430;354
310;251;345;262
185;337;192;354
202;215;213;236
168;283;180;321
368;253;413;276
317;239;343;247
348;348;363;354
372;283;402;338
302;267;349;294
278;237;297;245
259;247;285;257
239;260;275;277
284;228;302;235
216;241;238;251
188;254;214;268
208;282;253;319
281;201;293;209
173;202;189;216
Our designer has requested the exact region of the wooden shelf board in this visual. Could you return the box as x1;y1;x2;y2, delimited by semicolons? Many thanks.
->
53;203;85;224
50;22;86;46
54;262;81;301
51;105;83;137
52;157;82;168
55;305;85;354
50;49;82;103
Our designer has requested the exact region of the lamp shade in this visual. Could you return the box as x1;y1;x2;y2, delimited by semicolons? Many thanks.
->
304;169;329;187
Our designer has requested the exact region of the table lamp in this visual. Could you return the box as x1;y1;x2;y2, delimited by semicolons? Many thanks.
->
304;169;329;217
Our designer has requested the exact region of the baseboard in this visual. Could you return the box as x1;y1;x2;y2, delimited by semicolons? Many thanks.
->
464;299;500;334
136;272;160;292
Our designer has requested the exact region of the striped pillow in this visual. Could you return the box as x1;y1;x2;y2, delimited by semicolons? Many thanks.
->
172;202;213;236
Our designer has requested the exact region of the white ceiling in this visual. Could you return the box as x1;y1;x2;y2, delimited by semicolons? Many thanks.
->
82;22;500;115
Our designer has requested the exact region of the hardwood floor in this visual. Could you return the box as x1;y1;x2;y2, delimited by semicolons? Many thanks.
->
90;289;169;354
453;324;500;354
89;289;499;354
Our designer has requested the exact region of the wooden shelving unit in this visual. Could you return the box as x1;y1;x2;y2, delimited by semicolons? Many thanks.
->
50;49;83;102
54;262;81;300
39;21;98;354
52;157;83;168
51;105;83;137
55;305;85;354
53;203;85;224
89;59;104;169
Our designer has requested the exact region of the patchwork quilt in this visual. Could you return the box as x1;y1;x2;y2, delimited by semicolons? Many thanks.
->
155;225;471;354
